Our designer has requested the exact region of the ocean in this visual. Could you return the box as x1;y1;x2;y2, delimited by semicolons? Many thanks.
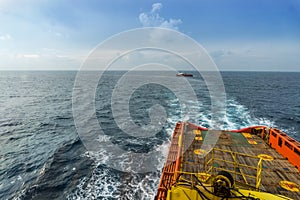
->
0;71;299;199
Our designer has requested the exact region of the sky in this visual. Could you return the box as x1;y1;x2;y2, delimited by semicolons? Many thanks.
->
0;0;300;71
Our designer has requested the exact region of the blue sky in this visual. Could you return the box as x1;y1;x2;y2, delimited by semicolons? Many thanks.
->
0;0;299;71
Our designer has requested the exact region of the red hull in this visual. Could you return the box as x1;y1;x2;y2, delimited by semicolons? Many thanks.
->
176;73;193;77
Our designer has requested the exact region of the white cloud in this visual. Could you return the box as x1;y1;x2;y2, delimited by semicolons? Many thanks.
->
207;41;300;71
139;3;182;30
160;19;182;29
0;34;12;40
16;54;40;58
151;3;162;13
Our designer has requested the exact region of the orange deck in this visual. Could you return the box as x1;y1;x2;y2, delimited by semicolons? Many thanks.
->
155;122;300;200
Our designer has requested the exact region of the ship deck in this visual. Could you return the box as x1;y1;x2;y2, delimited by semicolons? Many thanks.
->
156;122;300;200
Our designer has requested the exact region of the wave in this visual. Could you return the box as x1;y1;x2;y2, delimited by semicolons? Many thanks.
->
66;96;283;200
11;91;299;200
13;138;93;200
67;164;159;200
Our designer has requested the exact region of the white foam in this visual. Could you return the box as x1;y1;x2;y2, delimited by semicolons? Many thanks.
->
67;162;160;200
69;95;290;199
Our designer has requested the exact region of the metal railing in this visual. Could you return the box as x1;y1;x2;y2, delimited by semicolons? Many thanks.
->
204;148;263;190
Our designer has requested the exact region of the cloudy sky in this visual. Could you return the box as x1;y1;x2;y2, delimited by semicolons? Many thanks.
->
0;0;299;71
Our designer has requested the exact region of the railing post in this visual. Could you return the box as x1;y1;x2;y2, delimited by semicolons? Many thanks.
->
234;152;237;182
256;158;263;190
212;148;215;174
173;122;184;182
204;151;207;172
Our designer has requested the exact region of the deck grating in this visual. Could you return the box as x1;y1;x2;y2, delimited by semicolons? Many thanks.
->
180;127;300;199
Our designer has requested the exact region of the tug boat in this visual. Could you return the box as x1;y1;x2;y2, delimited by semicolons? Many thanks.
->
155;122;300;200
176;73;193;77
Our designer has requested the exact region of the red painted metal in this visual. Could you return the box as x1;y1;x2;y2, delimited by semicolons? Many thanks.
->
155;122;300;200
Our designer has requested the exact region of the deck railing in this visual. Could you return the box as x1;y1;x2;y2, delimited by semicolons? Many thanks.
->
204;147;263;190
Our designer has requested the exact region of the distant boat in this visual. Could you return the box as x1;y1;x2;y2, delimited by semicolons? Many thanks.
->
176;73;193;77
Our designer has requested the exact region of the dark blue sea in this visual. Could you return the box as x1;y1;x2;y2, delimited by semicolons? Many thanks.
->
0;71;299;199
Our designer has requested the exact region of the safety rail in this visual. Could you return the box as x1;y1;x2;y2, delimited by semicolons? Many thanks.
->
268;128;300;170
204;148;263;190
155;122;185;200
174;171;200;184
256;158;263;189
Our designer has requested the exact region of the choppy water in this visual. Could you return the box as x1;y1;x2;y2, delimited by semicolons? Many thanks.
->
0;71;299;199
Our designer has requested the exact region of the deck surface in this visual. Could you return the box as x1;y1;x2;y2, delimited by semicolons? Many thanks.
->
181;126;300;199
